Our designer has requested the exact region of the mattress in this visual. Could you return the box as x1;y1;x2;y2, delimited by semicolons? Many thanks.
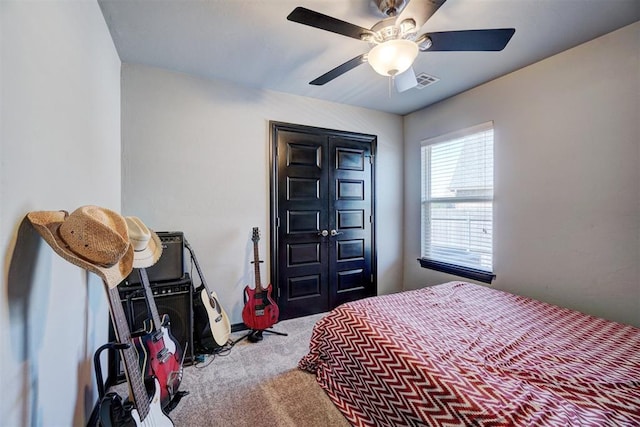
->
299;281;640;426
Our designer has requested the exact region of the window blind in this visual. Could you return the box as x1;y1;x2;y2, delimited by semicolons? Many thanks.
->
421;122;494;273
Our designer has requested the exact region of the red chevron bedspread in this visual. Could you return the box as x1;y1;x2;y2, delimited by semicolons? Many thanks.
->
299;281;640;426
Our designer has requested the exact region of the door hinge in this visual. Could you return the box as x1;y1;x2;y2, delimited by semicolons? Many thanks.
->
370;274;374;283
276;217;280;228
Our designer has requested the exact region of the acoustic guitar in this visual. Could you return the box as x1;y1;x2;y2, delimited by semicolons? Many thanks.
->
184;239;231;349
131;268;184;408
242;227;279;331
99;284;174;426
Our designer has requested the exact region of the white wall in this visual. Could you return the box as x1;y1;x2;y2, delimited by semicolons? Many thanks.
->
403;22;640;327
1;1;121;425
121;64;404;325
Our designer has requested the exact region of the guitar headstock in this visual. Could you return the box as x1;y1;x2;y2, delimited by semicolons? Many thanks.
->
252;227;260;243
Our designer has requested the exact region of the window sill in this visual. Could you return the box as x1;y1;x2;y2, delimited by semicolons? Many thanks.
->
417;258;495;284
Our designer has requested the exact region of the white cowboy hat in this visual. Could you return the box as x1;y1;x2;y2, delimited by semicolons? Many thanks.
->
27;205;133;288
125;216;163;269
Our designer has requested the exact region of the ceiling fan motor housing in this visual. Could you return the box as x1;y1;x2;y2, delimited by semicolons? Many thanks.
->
369;17;417;44
374;0;407;17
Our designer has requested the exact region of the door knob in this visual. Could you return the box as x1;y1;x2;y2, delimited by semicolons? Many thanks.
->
318;229;329;237
330;229;343;236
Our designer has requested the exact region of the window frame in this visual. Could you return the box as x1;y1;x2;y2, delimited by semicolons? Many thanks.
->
417;122;496;284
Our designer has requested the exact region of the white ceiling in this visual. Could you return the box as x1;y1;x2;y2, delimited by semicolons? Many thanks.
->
98;0;639;115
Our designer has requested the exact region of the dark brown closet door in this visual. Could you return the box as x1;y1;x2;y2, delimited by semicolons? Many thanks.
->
271;122;376;320
327;136;374;309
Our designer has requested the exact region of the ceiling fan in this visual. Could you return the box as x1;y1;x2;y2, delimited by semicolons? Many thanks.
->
287;0;515;92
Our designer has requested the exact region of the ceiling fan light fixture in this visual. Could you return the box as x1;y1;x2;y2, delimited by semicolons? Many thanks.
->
368;39;418;77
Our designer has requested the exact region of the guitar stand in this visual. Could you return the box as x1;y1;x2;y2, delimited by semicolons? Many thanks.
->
164;391;189;413
93;341;189;416
94;341;131;400
234;327;288;345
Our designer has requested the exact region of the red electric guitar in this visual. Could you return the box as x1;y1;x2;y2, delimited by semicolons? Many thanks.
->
242;227;279;331
130;268;184;409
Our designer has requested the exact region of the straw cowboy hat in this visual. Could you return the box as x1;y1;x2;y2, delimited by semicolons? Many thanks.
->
125;216;163;269
27;205;133;288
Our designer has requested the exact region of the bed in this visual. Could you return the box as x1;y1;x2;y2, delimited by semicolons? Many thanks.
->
299;281;640;426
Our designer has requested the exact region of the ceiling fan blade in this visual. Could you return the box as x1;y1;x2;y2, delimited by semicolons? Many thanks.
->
394;67;418;92
396;0;446;29
426;28;516;51
287;7;374;40
309;54;367;86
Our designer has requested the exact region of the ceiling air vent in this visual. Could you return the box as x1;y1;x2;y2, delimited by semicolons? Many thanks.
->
415;72;440;89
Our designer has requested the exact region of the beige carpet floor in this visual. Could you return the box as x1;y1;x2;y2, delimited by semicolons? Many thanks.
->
119;313;350;426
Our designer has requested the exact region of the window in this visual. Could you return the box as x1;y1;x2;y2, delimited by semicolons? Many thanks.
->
418;122;495;283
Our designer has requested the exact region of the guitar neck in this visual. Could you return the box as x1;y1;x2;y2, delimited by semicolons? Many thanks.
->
252;240;263;293
106;285;150;420
184;239;211;295
139;268;162;330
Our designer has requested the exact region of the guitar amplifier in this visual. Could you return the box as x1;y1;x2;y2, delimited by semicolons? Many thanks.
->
122;231;186;285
